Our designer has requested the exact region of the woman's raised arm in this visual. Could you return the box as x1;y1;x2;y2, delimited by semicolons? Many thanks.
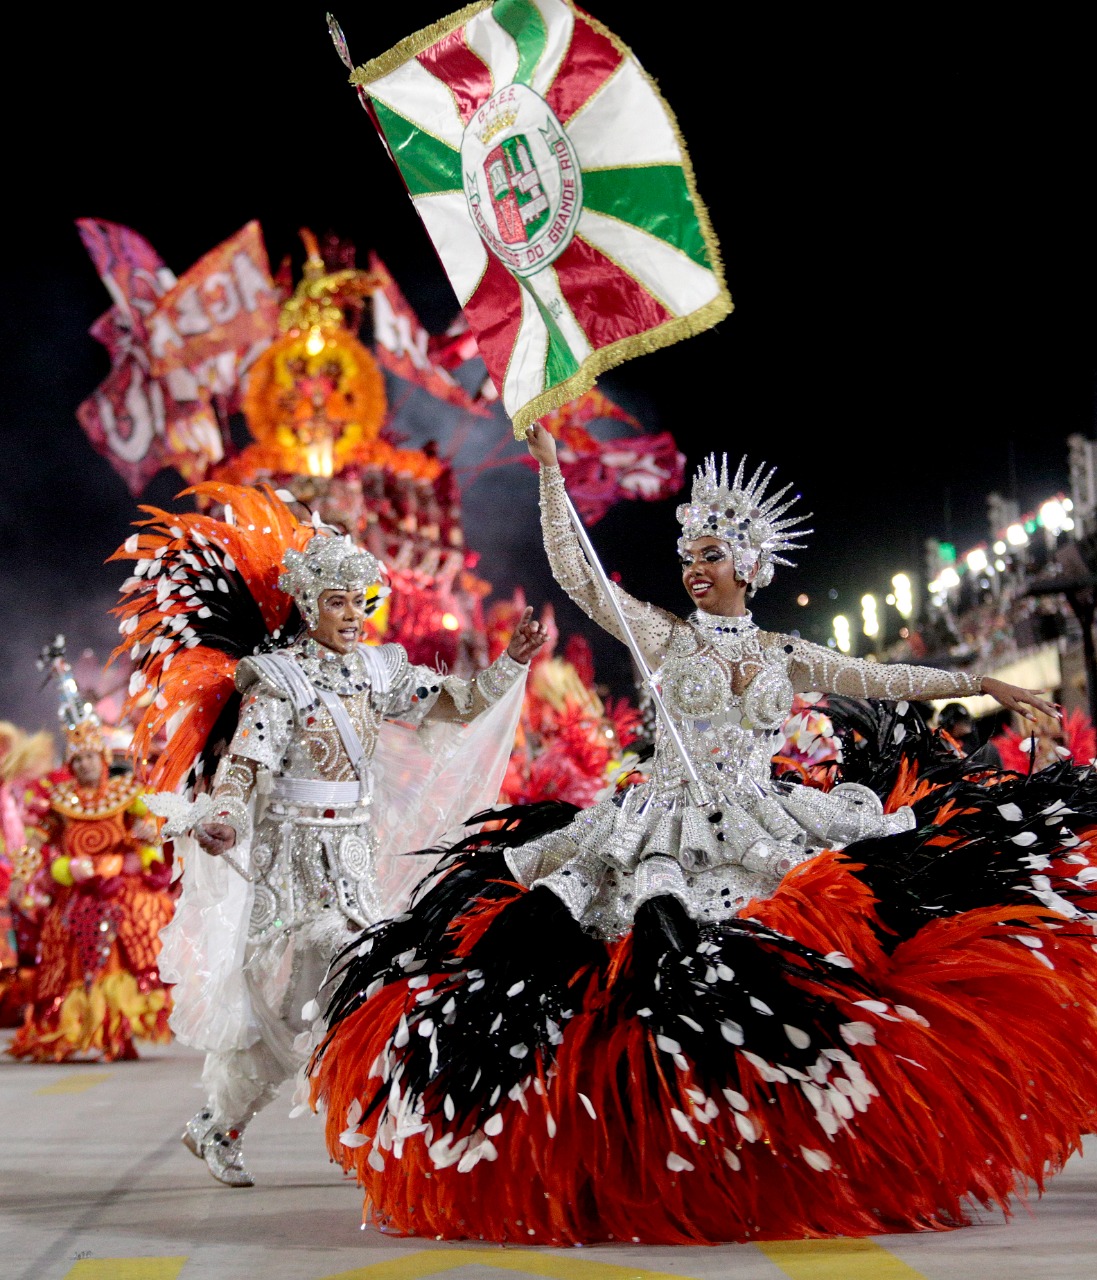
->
527;424;680;669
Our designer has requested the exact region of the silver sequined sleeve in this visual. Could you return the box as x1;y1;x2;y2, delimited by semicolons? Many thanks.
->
203;684;294;844
435;651;527;724
225;684;295;770
539;464;680;667
384;649;527;727
207;753;258;845
787;636;983;700
378;646;435;726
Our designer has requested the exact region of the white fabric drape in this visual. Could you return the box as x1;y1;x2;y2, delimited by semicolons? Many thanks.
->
157;829;259;1053
371;675;526;913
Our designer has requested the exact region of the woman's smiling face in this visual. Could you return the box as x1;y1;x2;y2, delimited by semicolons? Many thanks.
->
679;537;751;615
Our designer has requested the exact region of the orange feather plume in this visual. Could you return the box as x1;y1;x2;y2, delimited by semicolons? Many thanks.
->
109;482;313;790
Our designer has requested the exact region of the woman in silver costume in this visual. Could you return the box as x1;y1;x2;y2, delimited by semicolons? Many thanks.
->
506;427;1052;928
312;432;1097;1245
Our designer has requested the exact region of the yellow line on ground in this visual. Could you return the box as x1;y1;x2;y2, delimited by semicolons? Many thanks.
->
35;1071;113;1096
320;1246;697;1279
758;1238;928;1279
63;1259;187;1280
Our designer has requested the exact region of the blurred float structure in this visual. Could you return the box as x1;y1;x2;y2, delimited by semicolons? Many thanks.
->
72;217;686;781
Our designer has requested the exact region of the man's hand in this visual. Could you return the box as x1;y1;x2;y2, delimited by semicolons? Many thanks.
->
506;606;550;664
524;422;558;468
195;822;237;856
980;676;1061;724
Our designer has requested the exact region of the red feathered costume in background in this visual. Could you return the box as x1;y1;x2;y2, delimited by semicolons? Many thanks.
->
993;707;1097;774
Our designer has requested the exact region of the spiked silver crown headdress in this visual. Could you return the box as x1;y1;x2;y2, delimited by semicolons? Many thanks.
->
279;532;388;630
676;456;812;591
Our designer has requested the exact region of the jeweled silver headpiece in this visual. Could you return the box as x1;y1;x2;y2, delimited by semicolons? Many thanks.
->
676;456;812;591
279;532;387;629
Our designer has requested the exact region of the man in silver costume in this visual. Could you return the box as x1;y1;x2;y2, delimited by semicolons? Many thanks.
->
172;531;546;1186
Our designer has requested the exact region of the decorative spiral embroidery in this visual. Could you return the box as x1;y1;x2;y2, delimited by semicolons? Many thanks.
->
250;884;278;932
337;833;373;880
741;661;794;731
63;816;122;860
251;842;274;875
660;655;729;720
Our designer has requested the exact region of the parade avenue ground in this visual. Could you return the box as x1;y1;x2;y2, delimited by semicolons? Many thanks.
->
3;1034;1096;1280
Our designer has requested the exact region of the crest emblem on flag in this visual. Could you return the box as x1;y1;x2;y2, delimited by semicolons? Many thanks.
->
338;0;731;434
462;84;582;275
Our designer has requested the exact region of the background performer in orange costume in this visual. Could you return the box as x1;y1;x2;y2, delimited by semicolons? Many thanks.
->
8;703;173;1063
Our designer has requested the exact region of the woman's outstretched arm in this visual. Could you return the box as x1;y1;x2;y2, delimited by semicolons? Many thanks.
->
787;635;1060;721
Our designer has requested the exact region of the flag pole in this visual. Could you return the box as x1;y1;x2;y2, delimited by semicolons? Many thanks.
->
562;490;712;807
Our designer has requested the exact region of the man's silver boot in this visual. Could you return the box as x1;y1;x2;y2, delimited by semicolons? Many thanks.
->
181;1109;255;1187
202;1125;255;1188
181;1108;214;1159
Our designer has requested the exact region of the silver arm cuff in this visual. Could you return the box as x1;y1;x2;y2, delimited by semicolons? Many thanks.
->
476;650;527;704
207;754;257;846
209;795;251;846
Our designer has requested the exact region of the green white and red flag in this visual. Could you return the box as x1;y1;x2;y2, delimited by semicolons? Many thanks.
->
334;0;731;434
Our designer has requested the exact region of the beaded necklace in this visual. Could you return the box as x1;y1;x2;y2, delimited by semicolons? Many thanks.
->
297;637;371;696
688;609;760;659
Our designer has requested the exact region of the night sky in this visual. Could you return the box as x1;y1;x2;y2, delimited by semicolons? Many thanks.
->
2;2;1093;736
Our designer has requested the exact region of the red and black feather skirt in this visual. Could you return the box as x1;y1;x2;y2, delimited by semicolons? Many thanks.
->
310;705;1097;1245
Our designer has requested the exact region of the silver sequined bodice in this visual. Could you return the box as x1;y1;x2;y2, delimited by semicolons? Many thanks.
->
651;612;792;798
503;465;987;940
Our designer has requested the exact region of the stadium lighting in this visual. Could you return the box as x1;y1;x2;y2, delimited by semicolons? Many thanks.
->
861;594;879;639
1039;500;1068;535
891;573;913;619
833;615;851;654
1005;524;1028;547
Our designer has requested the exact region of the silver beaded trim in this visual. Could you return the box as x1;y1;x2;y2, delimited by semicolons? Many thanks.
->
476;651;527;704
633;855;692;911
539;849;603;920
